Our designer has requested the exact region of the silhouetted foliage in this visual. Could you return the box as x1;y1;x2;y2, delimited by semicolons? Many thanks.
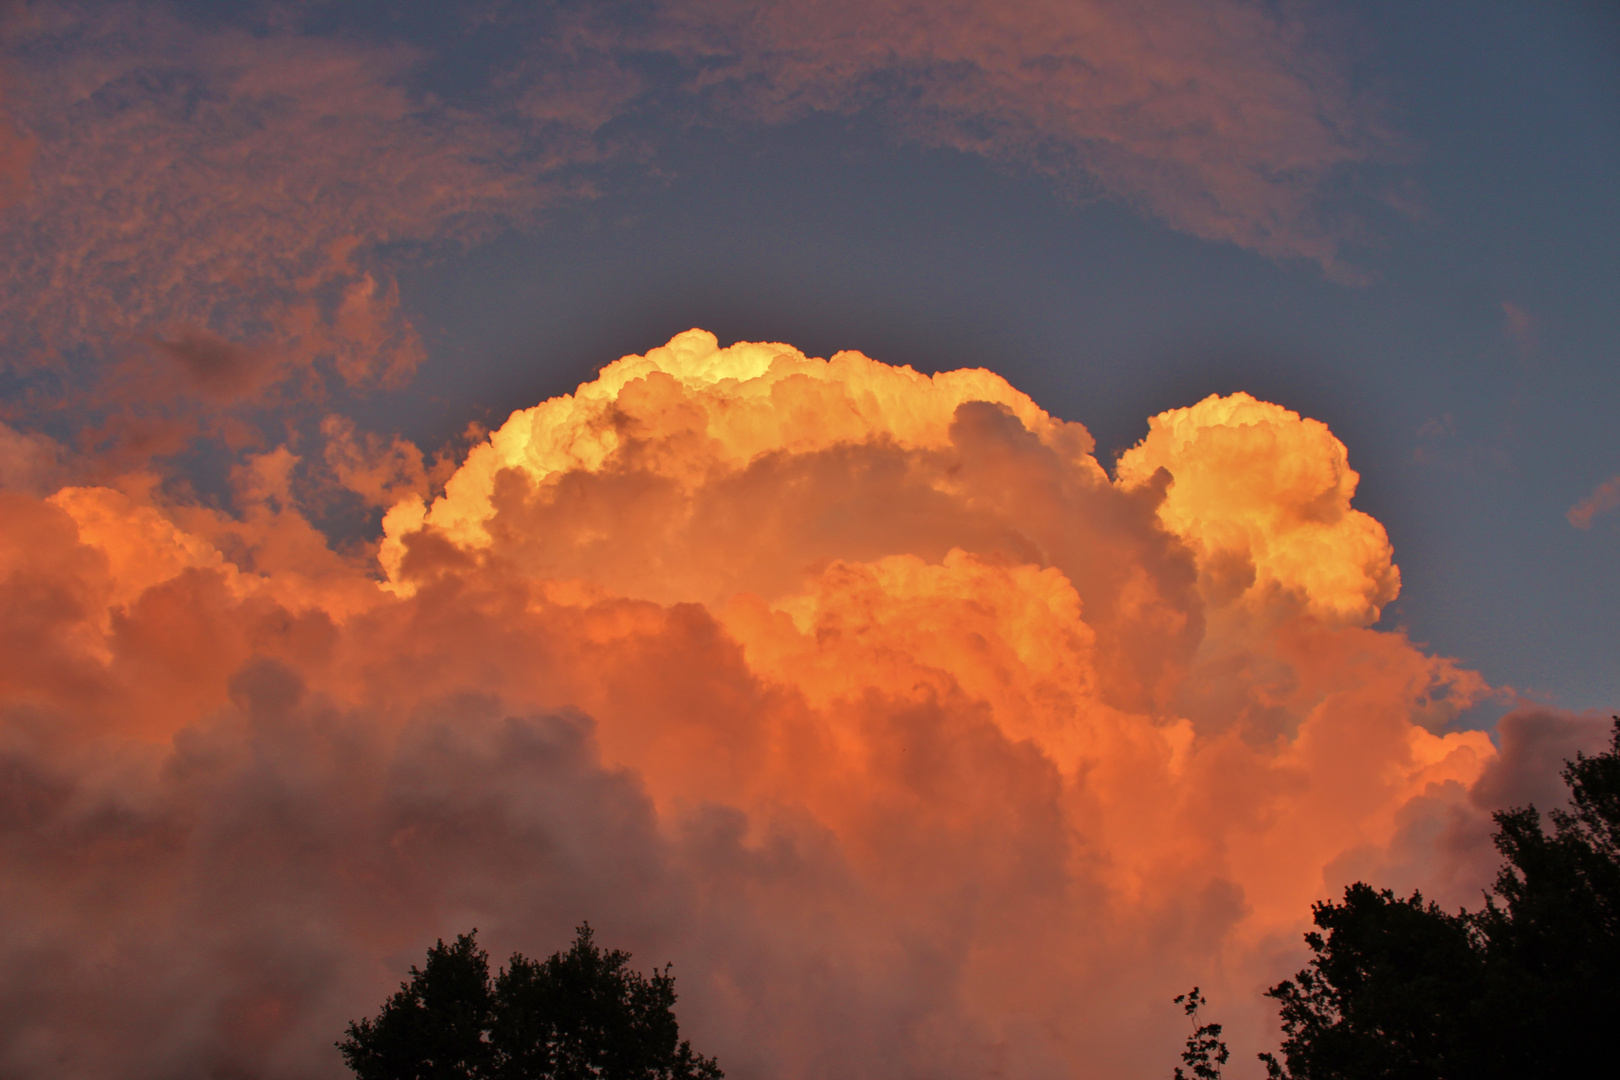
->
1251;718;1620;1080
1467;716;1620;1078
341;932;495;1080
490;925;722;1080
1257;885;1487;1079
1173;987;1229;1080
339;924;722;1080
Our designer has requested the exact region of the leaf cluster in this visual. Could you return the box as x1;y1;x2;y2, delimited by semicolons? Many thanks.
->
1173;987;1231;1080
339;924;723;1080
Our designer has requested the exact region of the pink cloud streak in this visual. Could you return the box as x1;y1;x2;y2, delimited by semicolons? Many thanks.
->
1568;474;1620;529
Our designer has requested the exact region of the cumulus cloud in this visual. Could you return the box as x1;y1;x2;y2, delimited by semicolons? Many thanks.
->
1115;392;1400;626
320;415;460;512
0;666;672;1079
1471;704;1615;813
0;330;1526;1078
1334;704;1620;913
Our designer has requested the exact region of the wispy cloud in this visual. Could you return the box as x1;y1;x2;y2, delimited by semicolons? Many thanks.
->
0;0;1405;411
1568;474;1620;528
1502;300;1537;356
649;0;1402;277
0;0;1408;483
0;74;33;207
0;3;613;393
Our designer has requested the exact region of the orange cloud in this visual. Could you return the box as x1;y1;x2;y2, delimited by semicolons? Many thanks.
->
1568;474;1620;529
1115;392;1400;625
320;415;458;512
0;331;1512;1077
0;419;62;492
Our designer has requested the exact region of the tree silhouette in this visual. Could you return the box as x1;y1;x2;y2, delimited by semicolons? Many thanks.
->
491;924;722;1080
339;924;722;1080
1173;987;1229;1080
1252;718;1620;1080
1258;886;1487;1079
1176;718;1620;1079
340;932;494;1080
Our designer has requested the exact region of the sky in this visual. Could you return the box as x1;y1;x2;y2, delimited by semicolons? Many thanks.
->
0;2;1615;1078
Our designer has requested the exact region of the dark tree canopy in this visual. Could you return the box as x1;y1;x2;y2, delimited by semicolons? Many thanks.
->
340;933;495;1080
339;925;722;1080
1252;718;1620;1080
1258;886;1487;1080
490;925;722;1080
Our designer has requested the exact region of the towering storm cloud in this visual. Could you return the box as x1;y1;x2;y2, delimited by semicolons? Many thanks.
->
2;330;1551;1079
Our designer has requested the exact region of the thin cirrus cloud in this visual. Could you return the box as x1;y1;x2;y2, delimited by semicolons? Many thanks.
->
0;2;613;410
7;328;1583;1079
649;0;1400;278
0;0;1398;422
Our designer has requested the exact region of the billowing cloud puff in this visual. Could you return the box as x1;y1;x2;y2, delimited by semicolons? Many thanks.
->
1115;391;1400;626
0;331;1516;1079
380;329;1096;594
1471;705;1615;813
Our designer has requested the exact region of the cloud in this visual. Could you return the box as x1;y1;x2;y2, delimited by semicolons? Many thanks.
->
0;0;1409;487
0;664;671;1079
1319;703;1617;915
1568;474;1620;528
320;415;459;512
1501;300;1537;355
1115;391;1400;625
0;0;1404;419
0;6;1551;1073
1330;705;1619;913
0;330;1517;1077
650;0;1400;276
0;420;63;493
0;73;33;208
0;2;615;407
1470;704;1615;813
